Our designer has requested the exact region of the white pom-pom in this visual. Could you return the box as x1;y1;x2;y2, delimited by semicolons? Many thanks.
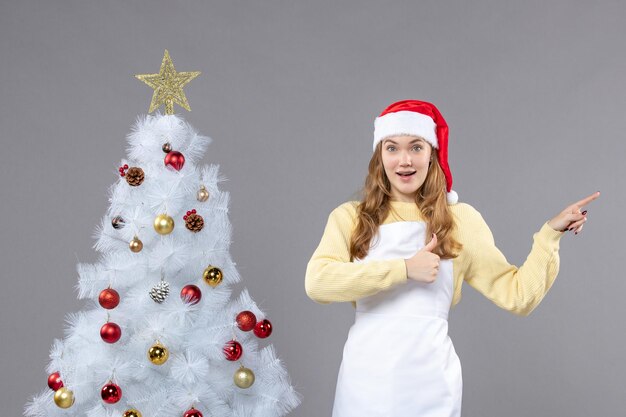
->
446;189;458;205
170;350;210;385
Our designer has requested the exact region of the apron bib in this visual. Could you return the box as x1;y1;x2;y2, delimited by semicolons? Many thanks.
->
332;221;462;416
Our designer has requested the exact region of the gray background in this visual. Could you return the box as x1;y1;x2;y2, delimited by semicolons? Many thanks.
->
1;1;624;416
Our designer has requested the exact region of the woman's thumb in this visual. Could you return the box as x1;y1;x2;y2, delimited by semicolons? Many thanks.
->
422;233;437;252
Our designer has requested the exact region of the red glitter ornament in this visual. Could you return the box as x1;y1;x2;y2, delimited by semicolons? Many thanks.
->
253;319;273;338
236;311;257;332
98;288;120;309
180;285;202;305
100;322;122;343
101;382;122;404
164;151;185;171
183;407;203;417
223;340;243;361
47;371;63;391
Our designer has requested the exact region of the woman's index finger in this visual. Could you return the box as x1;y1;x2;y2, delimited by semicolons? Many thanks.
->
575;191;601;208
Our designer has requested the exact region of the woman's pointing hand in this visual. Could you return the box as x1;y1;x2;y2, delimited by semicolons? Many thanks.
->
547;191;600;234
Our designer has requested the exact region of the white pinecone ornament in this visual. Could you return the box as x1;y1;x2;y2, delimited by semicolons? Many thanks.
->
149;280;170;303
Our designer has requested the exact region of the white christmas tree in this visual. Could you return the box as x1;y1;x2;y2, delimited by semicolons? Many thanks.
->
25;51;301;417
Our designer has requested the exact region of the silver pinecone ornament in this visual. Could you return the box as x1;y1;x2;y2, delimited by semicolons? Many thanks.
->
149;280;170;303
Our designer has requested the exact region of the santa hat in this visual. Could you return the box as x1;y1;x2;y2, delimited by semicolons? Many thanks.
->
373;99;458;205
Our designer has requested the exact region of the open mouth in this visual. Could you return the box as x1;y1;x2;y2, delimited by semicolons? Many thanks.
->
397;171;416;177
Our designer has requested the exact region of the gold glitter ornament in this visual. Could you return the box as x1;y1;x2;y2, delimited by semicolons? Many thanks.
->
197;185;209;202
130;236;143;253
233;365;255;389
53;387;75;408
148;342;169;365
203;265;223;287
135;50;201;115
123;409;143;417
154;214;175;235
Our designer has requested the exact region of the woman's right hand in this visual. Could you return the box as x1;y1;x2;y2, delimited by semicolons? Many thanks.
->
404;233;440;283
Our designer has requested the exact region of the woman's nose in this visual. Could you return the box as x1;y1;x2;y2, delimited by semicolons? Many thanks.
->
400;152;412;166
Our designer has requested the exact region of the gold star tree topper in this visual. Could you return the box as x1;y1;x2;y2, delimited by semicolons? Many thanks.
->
135;50;201;114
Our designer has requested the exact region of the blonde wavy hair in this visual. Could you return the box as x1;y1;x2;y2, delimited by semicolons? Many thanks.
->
349;139;463;261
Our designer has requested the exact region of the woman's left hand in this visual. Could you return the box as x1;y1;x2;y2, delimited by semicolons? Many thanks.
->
547;191;600;234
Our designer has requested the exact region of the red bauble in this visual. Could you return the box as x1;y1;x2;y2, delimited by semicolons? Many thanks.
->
101;382;122;403
253;319;273;338
98;288;120;309
223;340;243;361
100;322;122;343
236;311;257;332
180;284;202;305
164;151;185;171
47;371;63;391
183;407;203;417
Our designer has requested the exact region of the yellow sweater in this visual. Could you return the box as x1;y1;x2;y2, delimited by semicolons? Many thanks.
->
305;200;564;316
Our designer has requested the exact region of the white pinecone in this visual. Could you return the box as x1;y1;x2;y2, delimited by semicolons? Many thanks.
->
149;280;170;303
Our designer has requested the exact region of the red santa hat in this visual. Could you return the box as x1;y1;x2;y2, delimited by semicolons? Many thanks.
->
373;99;458;205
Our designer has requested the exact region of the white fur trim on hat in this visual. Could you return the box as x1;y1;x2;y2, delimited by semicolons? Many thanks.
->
446;189;458;205
373;110;438;151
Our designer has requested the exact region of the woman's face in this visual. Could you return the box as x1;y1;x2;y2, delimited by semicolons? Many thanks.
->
381;135;432;202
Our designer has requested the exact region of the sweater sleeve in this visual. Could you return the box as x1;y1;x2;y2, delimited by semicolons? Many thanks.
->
305;202;408;305
462;205;564;316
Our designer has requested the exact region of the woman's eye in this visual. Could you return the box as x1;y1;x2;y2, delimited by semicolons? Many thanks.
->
386;146;396;151
412;146;422;151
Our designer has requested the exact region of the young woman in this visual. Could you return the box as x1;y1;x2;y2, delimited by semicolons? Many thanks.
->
304;99;599;417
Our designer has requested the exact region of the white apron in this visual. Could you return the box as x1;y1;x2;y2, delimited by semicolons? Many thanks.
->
332;221;462;416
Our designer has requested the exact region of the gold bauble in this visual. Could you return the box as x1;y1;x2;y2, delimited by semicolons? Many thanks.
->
53;387;75;408
148;342;169;365
123;409;143;417
154;214;175;235
203;265;223;288
233;365;255;389
197;185;209;202
130;236;143;253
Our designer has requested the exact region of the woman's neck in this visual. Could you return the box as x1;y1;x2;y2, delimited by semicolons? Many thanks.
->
387;200;423;222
